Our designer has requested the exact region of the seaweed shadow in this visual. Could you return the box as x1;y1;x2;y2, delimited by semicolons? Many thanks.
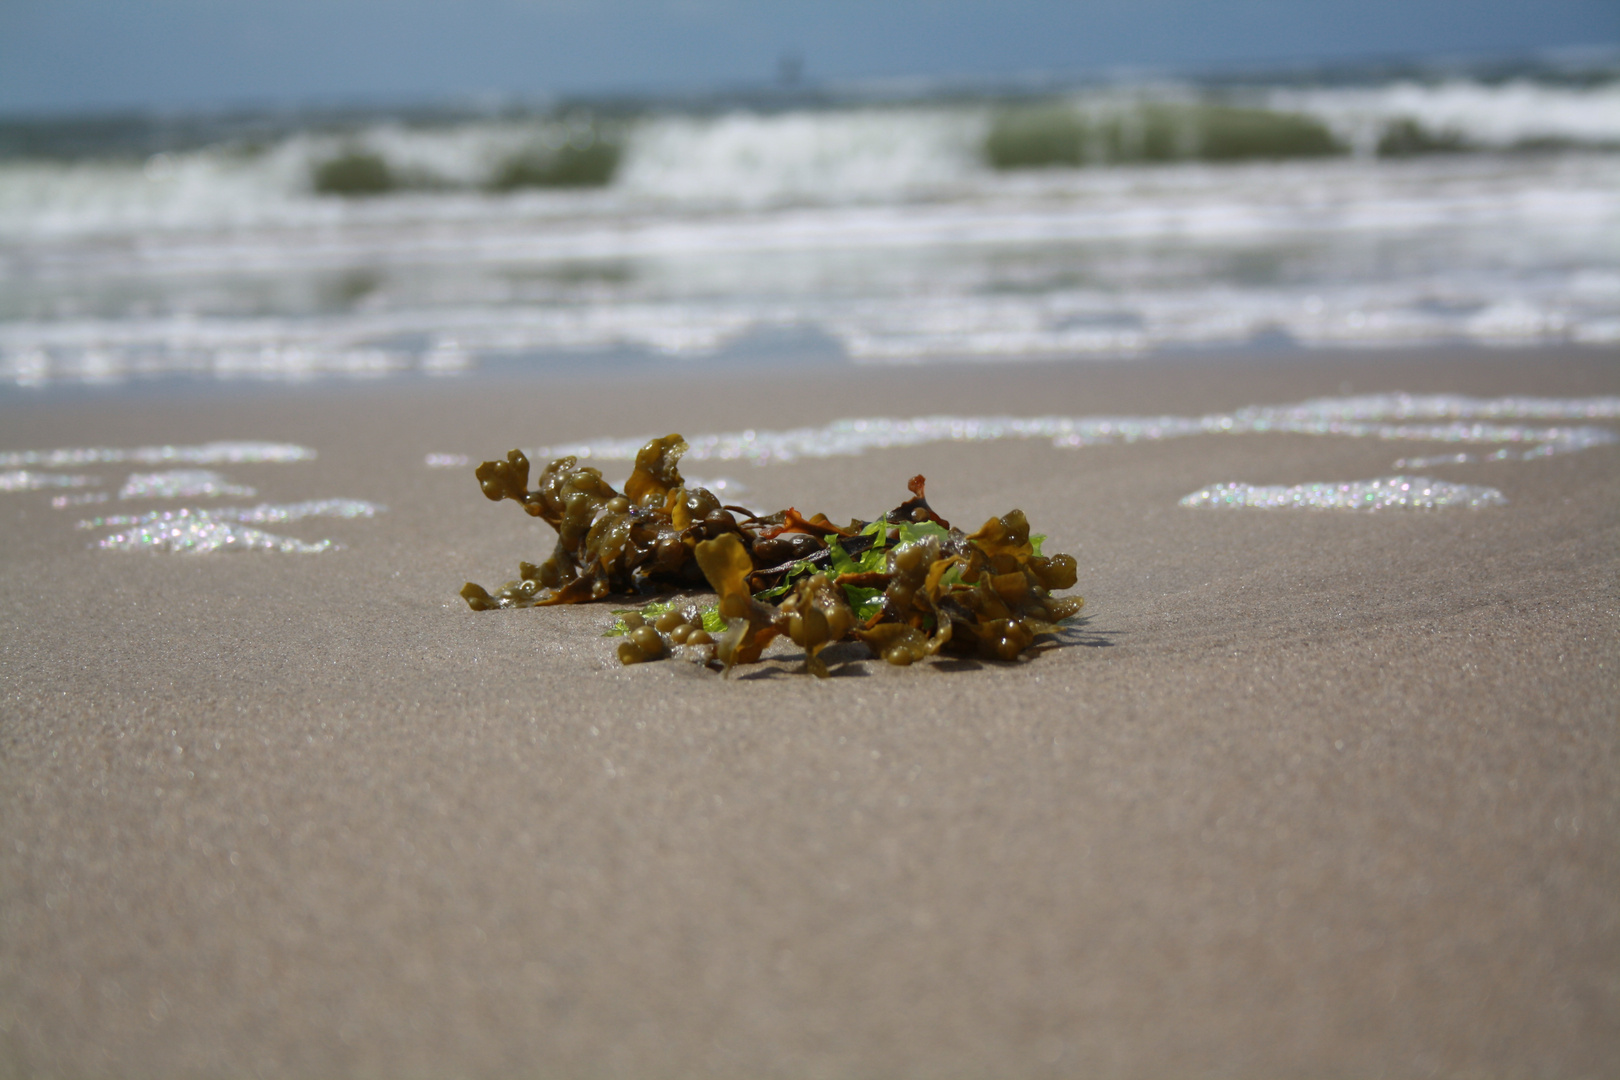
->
933;617;1117;671
733;620;1116;679
735;641;874;680
1033;616;1118;653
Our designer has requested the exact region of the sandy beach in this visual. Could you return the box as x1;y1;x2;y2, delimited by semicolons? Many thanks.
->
2;345;1617;1077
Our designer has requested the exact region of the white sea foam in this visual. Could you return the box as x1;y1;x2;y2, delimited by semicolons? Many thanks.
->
616;108;985;207
1179;475;1506;511
3;151;1617;377
1271;79;1620;156
51;491;110;509
0;442;316;468
1394;452;1478;468
81;499;384;554
118;469;255;500
0;469;100;492
523;395;1620;466
95;519;338;555
80;499;383;529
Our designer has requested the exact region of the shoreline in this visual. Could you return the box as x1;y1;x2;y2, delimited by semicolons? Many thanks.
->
3;345;1618;1076
7;339;1620;404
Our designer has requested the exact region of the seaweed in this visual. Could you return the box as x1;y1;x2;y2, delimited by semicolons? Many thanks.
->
313;151;395;196
985;101;1344;170
487;142;622;190
461;435;1083;675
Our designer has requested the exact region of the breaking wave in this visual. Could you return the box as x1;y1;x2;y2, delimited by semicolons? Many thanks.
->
2;70;1618;383
3;78;1618;235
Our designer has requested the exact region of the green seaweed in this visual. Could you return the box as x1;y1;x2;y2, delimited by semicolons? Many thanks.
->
606;599;724;637
488;142;622;190
1376;118;1471;158
985;101;1344;170
313;151;394;196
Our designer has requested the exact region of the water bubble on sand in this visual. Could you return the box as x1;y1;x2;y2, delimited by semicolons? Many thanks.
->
118;469;255;500
52;491;111;509
80;500;384;554
95;518;338;554
1392;452;1476;469
1178;475;1506;511
0;470;100;493
529;394;1620;466
0;442;316;469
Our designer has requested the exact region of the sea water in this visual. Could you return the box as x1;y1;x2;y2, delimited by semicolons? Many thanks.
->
3;66;1619;547
4;69;1620;385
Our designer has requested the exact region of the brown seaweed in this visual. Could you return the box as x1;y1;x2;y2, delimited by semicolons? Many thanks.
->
461;434;1083;675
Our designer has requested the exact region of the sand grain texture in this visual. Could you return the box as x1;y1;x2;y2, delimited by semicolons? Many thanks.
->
2;349;1618;1078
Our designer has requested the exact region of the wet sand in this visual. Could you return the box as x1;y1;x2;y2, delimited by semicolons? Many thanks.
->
2;346;1618;1078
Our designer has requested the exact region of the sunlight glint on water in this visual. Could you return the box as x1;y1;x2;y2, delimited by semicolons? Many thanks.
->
497;395;1620;466
1179;476;1506;511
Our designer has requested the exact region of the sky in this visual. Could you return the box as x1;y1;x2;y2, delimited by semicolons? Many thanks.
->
2;0;1617;115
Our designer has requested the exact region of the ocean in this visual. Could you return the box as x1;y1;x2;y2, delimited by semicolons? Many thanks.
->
3;62;1618;390
5;61;1620;534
